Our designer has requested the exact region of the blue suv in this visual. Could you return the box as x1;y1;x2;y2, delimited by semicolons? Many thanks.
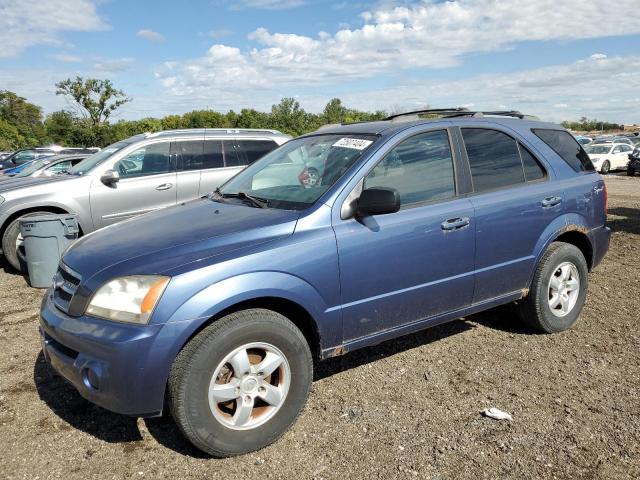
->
39;110;610;457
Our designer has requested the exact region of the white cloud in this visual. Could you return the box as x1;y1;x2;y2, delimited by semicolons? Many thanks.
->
156;0;640;95
207;28;233;39
49;53;83;63
94;57;135;72
590;53;607;60
136;29;165;42
0;0;108;58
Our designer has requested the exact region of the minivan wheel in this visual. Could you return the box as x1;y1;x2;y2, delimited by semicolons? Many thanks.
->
517;242;588;333
168;309;313;457
600;160;610;174
1;211;52;272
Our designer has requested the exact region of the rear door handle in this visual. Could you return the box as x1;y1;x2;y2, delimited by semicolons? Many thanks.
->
441;217;470;231
156;183;173;191
541;196;562;208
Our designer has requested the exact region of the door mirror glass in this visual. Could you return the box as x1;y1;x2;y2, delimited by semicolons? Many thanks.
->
100;169;120;185
357;187;400;216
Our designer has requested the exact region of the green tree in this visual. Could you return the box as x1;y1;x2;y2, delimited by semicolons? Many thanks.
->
322;98;347;124
55;77;131;126
270;97;310;136
0;119;25;150
182;110;229;128
44;110;76;145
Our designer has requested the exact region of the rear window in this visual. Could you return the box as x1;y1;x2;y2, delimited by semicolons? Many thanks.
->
533;129;594;172
462;129;524;192
237;140;279;165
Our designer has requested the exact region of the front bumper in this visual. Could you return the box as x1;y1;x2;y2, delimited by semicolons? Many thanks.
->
39;289;170;417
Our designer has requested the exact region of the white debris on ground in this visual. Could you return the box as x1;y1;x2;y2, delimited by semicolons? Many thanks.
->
481;407;513;421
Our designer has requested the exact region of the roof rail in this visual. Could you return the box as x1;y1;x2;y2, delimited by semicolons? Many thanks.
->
144;128;283;138
384;108;538;121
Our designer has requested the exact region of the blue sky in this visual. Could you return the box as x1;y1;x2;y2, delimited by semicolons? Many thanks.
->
1;0;639;123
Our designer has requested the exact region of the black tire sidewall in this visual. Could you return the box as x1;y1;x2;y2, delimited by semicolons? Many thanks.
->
2;211;53;272
534;244;588;333
601;161;610;174
174;312;312;456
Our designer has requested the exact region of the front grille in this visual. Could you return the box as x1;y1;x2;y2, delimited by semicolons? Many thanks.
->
52;263;81;314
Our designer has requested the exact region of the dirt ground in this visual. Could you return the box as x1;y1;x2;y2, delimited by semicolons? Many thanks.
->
1;174;639;480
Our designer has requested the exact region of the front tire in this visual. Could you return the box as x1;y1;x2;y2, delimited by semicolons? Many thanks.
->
600;160;610;174
517;242;588;333
168;309;313;457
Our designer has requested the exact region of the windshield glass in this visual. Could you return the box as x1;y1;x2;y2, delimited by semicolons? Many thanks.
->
67;141;130;175
15;159;47;177
585;145;611;155
219;134;378;210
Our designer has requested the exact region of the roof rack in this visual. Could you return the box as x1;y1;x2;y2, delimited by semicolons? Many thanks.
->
144;128;283;138
384;108;538;121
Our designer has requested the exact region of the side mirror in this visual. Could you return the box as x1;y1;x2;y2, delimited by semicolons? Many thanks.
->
100;169;120;185
357;187;400;216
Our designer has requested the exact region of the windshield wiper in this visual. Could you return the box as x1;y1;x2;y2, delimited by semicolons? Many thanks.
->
222;191;269;209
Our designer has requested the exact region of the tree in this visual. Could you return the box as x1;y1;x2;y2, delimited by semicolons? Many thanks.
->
44;110;76;145
55;77;131;126
0;119;24;150
323;98;347;124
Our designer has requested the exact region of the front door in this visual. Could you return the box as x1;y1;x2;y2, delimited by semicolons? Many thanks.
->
334;129;476;342
90;141;177;229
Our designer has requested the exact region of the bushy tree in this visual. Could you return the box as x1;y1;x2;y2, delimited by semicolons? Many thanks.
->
55;77;131;126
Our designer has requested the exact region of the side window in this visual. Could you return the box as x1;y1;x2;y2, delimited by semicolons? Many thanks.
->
202;140;224;169
173;140;204;171
223;140;244;167
114;142;171;178
612;146;622;154
462;129;524;192
46;160;72;173
364;130;455;206
236;140;278;165
518;143;546;182
533;129;594;172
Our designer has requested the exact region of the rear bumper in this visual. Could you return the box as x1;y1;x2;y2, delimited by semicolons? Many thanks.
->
590;225;611;270
39;289;170;417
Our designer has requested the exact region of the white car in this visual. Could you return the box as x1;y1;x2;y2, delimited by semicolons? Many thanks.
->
584;142;634;174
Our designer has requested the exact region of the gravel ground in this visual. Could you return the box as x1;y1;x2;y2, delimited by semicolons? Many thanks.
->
1;174;639;480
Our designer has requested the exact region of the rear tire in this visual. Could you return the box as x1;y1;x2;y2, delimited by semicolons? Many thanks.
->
168;309;313;457
517;242;588;333
1;211;52;272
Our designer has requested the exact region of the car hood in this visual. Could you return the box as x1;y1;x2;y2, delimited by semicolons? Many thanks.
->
0;175;69;193
63;198;300;283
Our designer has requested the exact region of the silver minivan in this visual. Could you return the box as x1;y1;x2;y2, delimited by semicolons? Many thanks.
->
0;129;290;271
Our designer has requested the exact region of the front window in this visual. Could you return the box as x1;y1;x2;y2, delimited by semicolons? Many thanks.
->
219;134;378;210
15;159;47;177
67;141;131;176
585;145;612;155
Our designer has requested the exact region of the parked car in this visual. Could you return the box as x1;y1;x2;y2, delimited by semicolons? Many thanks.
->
584;142;634;173
0;129;289;271
0;154;88;182
574;135;592;146
39;110;610;457
0;152;12;161
0;147;98;170
627;146;640;176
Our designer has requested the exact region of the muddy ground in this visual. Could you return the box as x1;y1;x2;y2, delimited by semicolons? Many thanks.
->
1;174;639;479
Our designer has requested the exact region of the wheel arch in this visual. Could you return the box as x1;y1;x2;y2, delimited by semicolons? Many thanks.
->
0;205;85;242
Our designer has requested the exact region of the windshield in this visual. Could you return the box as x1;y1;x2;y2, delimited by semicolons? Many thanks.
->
219;134;378;210
585;145;611;155
67;141;130;175
15;159;47;177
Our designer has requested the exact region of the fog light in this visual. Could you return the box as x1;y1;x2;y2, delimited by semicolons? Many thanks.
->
82;367;100;390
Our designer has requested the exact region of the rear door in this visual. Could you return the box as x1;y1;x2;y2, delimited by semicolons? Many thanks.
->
172;139;204;202
89;141;177;228
613;145;633;169
459;127;560;303
334;128;476;341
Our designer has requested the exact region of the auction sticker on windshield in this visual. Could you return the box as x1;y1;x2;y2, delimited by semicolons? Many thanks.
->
332;138;373;150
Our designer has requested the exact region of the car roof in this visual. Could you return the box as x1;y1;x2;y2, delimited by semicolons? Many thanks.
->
43;154;90;162
309;115;562;137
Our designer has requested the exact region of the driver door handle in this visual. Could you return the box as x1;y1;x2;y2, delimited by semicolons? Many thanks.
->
441;217;470;231
156;183;173;191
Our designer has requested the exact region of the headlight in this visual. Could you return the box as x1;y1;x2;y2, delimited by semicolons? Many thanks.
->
86;275;170;324
590;157;601;163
